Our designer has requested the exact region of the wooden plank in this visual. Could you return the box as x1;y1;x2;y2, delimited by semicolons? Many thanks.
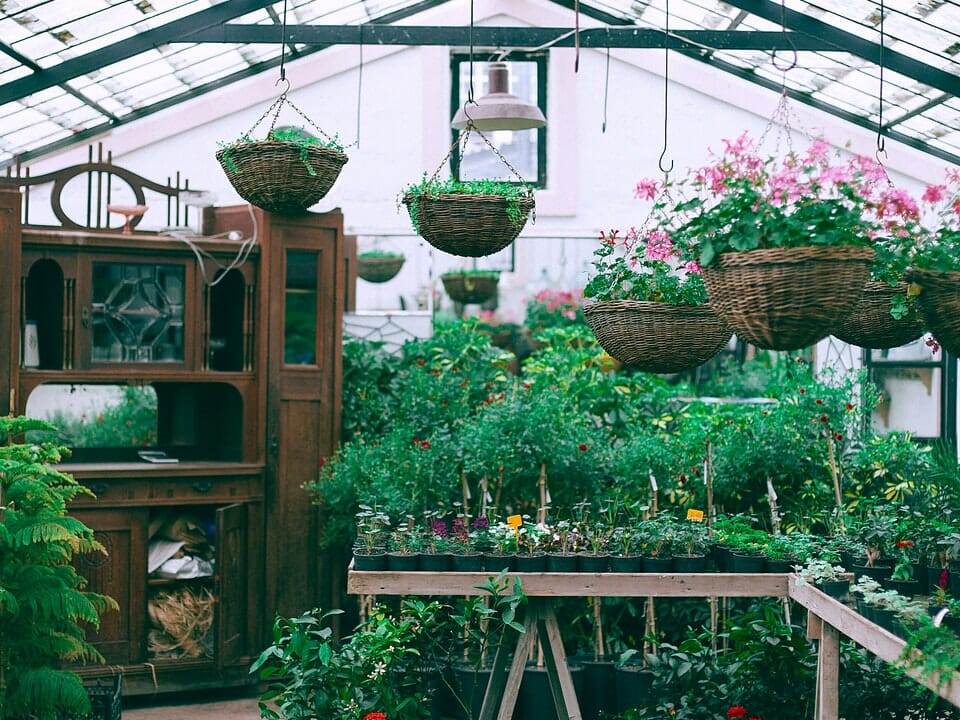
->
346;571;790;597
539;602;582;720
480;607;539;720
815;623;840;720
790;578;960;708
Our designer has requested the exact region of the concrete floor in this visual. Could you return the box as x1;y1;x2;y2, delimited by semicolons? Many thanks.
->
123;691;262;720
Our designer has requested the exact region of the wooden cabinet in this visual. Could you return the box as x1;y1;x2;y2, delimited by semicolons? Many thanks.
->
0;157;344;695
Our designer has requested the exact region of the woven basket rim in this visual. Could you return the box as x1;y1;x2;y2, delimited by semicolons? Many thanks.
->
216;139;348;161
402;191;535;205
584;299;720;317
714;245;875;267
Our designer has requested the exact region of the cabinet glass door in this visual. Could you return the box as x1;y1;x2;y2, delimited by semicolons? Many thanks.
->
91;262;185;363
284;250;318;365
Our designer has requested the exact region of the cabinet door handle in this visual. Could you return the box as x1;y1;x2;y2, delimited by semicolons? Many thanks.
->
80;305;90;328
89;482;108;496
192;480;213;493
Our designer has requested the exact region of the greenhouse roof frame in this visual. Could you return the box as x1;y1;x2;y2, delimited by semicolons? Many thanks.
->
0;0;957;168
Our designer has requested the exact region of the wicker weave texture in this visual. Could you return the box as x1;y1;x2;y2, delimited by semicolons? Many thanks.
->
583;300;732;374
441;273;499;305
357;255;405;283
216;141;348;215
907;268;960;356
702;245;874;351
832;280;924;349
403;192;534;258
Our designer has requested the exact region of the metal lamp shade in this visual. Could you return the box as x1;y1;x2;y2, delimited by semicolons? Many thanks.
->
451;62;546;131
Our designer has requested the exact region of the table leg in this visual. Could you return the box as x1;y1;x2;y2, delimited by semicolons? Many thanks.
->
479;605;539;720
538;601;583;720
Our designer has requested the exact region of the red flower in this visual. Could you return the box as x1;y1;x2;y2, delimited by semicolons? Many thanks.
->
815;398;823;405
845;403;855;411
798;388;806;394
420;441;430;450
820;415;828;423
728;707;748;719
896;540;914;548
364;713;387;720
834;432;843;441
416;359;426;366
578;443;588;451
749;717;763;720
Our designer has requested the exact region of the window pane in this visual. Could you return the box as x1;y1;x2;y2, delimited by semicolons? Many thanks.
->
871;366;942;438
457;60;541;183
284;250;318;365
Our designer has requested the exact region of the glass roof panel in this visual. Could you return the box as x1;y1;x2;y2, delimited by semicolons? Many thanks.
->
0;0;957;165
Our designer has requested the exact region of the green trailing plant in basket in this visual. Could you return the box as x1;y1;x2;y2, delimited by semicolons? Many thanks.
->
913;170;960;273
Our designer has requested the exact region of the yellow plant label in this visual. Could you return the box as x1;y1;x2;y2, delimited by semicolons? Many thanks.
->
507;515;523;529
686;509;705;522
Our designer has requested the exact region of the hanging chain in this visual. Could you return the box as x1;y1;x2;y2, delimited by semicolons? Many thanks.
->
770;0;798;74
467;0;476;104
601;47;611;133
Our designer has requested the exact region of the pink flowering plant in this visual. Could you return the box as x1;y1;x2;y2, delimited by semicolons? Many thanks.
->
583;227;708;305
637;131;911;269
914;168;960;273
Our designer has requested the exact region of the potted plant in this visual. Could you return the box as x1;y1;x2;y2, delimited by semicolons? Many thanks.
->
887;539;921;597
794;557;850;599
353;504;390;571
402;175;535;258
0;416;120;718
907;171;960;355
217;123;348;215
582;226;732;373
441;268;501;306
386;517;424;571
357;249;405;283
642;132;884;350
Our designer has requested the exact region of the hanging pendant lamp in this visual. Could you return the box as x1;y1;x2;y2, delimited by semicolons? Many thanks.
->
451;62;546;131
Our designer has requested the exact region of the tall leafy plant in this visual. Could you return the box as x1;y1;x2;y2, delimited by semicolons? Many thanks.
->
0;416;118;719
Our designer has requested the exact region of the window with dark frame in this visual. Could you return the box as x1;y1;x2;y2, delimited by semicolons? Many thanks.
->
864;345;957;448
450;52;547;188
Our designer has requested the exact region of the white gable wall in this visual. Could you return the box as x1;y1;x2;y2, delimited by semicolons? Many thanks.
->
27;0;946;320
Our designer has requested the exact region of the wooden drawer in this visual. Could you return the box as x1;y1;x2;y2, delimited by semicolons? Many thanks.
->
72;479;150;507
148;475;260;503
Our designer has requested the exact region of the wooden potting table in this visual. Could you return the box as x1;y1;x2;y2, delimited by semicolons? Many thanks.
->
347;570;790;720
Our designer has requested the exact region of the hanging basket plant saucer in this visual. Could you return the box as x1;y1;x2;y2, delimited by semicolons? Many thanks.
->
216;89;348;215
583;300;732;374
401;123;535;258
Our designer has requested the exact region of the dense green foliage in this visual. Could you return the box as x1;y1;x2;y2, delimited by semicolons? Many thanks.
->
0;416;118;719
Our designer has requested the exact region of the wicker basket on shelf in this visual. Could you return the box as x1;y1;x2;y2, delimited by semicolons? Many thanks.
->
217;141;348;215
701;245;874;351
357;254;405;283
583;300;732;374
906;268;960;355
832;280;924;349
403;192;534;258
441;272;500;305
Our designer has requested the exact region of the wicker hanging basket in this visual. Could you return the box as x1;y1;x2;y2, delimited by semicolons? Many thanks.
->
832;280;924;349
905;268;960;355
701;245;874;351
216;90;348;215
583;300;732;374
441;272;499;305
403;192;534;258
217;141;347;215
357;254;405;283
